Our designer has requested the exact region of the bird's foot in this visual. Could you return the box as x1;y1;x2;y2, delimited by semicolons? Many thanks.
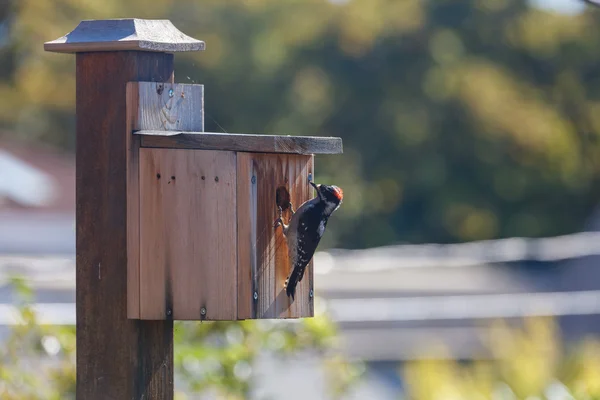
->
273;206;284;228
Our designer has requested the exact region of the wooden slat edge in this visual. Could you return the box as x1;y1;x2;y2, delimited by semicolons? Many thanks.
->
44;40;206;53
308;155;315;318
138;131;343;155
236;153;256;320
126;82;141;319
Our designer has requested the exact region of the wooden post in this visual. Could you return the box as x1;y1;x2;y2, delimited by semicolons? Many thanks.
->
44;19;205;399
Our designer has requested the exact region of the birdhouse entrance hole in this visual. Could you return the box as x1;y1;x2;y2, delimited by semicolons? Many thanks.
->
276;186;292;212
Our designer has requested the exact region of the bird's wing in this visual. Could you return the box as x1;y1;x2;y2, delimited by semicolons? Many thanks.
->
290;214;323;282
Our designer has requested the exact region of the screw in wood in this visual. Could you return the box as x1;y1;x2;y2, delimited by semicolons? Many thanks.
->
309;289;314;298
168;88;174;98
200;307;207;316
253;291;258;301
166;309;172;316
251;176;256;184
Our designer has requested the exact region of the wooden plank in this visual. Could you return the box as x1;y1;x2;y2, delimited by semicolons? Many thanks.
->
138;131;343;155
138;148;166;320
236;153;257;319
45;19;205;53
126;83;141;319
237;153;314;319
307;156;315;313
133;82;204;132
126;81;203;319
75;51;174;400
139;148;238;320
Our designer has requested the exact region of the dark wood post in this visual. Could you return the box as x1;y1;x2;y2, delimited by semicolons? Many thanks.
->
44;19;205;399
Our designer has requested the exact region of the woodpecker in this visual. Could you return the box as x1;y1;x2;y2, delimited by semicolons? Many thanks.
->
273;179;343;300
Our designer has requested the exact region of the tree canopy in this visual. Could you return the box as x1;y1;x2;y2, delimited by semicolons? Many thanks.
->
2;0;600;248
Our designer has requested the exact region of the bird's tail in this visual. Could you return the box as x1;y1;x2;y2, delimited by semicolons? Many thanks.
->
285;265;306;301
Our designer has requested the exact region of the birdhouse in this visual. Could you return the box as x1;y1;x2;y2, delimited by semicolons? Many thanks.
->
124;82;342;321
44;18;342;322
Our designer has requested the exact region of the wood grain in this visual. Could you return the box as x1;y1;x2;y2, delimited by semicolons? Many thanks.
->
74;51;174;400
139;131;343;155
139;148;238;320
126;82;141;319
45;19;205;53
237;153;314;319
236;153;257;319
132;82;204;132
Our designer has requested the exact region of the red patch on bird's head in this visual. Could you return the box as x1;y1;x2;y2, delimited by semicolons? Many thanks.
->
332;186;343;201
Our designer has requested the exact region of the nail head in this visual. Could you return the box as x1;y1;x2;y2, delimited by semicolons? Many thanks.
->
251;176;256;184
309;289;314;298
200;307;207;316
215;176;219;182
253;291;258;300
168;88;174;98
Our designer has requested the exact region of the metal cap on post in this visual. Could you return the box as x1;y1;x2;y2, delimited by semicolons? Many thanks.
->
45;19;204;400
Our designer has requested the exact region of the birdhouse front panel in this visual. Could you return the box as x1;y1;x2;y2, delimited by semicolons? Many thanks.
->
138;147;238;320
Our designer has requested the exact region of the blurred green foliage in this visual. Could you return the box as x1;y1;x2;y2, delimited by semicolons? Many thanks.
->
0;276;75;400
1;1;600;248
0;277;362;399
402;318;600;400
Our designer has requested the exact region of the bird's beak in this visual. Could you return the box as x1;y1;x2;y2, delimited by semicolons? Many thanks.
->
310;181;319;191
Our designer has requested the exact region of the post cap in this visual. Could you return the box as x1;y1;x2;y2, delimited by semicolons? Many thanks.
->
44;18;205;53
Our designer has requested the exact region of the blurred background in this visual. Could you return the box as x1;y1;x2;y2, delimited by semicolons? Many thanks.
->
2;0;600;398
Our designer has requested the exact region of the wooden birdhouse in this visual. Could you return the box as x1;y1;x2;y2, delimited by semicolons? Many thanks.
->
124;81;341;321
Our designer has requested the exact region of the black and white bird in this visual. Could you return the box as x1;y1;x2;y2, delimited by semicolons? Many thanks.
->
273;179;343;300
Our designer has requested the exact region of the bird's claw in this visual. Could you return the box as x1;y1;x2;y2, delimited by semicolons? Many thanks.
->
273;206;284;229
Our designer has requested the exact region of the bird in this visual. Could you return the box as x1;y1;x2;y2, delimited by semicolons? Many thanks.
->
273;178;343;300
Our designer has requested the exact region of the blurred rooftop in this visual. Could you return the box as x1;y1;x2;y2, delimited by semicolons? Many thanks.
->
0;136;75;212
